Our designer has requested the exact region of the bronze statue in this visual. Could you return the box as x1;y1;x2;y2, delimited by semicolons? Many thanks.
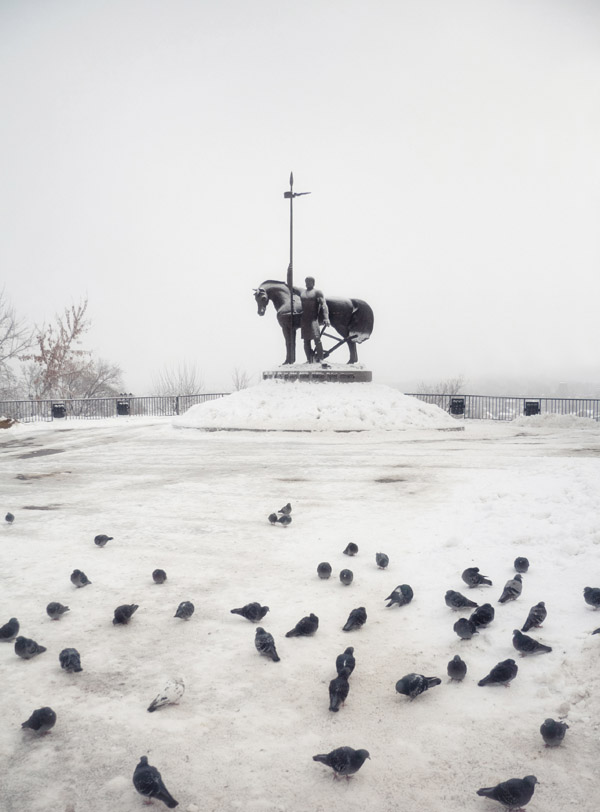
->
301;277;329;363
253;280;374;365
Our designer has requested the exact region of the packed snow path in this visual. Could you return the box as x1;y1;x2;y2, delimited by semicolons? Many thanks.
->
1;414;600;811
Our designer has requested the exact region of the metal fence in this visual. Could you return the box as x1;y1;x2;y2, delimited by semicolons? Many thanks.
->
407;394;600;421
0;393;229;423
2;392;599;424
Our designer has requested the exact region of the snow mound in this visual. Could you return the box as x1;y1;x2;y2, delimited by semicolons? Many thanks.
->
173;379;457;431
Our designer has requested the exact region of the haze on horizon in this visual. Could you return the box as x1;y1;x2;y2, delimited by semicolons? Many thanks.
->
1;0;599;396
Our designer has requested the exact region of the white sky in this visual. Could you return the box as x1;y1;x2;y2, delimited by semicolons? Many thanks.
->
1;0;599;394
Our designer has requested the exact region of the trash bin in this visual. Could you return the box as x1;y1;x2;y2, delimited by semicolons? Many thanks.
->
524;400;540;416
116;400;130;416
449;397;466;416
51;403;66;419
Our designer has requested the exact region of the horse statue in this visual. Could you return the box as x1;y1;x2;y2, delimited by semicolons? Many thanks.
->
253;280;374;365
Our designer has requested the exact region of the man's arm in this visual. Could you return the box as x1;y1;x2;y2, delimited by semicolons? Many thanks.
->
317;290;330;326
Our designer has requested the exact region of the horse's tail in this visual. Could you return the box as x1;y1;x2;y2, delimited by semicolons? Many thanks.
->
348;299;374;343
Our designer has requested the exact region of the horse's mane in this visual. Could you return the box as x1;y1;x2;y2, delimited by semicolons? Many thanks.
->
259;280;303;294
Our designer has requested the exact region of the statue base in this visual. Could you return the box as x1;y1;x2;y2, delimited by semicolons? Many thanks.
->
262;364;372;383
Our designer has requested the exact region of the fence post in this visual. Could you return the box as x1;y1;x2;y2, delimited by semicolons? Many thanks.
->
175;396;179;415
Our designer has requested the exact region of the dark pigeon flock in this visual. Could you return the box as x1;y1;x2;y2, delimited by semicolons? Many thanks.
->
5;486;596;812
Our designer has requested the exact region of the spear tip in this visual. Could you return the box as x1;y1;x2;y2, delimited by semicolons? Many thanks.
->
289;171;294;187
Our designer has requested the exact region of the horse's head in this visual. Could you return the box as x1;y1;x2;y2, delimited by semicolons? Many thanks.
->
253;287;268;316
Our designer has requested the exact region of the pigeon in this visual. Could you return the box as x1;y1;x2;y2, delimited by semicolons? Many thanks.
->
342;607;367;632
454;617;478;640
339;569;354;586
5;511;14;524
46;602;70;620
329;675;350;712
268;513;278;524
593;627;600;635
476;775;538;810
255;627;280;662
462;567;492;588
0;617;20;641
94;534;113;547
498;575;522;604
343;542;359;556
478;659;518;687
395;673;442;700
512;629;552;656
514;557;530;573
375;552;389;569
147;677;185;712
133;755;179;808
113;604;139;625
469;603;495;628
59;647;83;672
521;601;546;632
15;636;46;659
174;601;194;620
21;707;56;734
70;569;91;588
278;502;292;515
336;646;356;679
277;514;292;526
230;602;269;622
385;584;414;607
445;590;478;610
447;654;467;681
152;569;167;584
317;562;332;579
312;747;370;778
285;613;319;637
583;586;600;609
540;718;568;747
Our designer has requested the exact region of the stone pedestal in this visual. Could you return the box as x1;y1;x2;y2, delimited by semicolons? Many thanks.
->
262;366;372;383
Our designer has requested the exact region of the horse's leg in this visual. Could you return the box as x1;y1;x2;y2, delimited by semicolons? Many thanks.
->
282;323;296;364
347;340;358;364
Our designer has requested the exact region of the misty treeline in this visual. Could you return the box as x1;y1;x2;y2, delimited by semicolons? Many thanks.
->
0;290;252;401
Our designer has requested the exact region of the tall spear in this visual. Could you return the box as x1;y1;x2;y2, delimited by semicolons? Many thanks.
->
283;172;310;364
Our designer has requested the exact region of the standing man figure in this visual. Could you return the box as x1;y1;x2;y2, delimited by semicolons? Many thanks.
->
301;276;330;364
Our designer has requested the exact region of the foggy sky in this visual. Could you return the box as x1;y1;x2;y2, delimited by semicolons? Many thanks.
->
1;0;599;394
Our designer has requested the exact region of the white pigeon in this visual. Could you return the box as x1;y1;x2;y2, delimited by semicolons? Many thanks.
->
147;677;185;712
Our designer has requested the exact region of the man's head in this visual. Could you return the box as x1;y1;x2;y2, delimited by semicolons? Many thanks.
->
305;276;315;289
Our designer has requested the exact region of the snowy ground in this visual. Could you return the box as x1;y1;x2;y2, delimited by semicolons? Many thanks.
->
1;395;600;812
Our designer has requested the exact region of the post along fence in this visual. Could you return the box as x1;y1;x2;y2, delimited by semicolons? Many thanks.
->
1;393;599;424
407;394;600;422
0;393;228;423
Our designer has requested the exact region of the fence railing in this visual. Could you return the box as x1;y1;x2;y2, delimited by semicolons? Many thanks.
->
2;392;599;424
0;393;229;423
407;394;600;422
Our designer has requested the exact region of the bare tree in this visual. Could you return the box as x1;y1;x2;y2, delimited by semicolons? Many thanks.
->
0;288;33;397
152;362;205;396
231;367;252;391
415;375;466;409
417;375;466;396
63;358;123;399
20;298;123;399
